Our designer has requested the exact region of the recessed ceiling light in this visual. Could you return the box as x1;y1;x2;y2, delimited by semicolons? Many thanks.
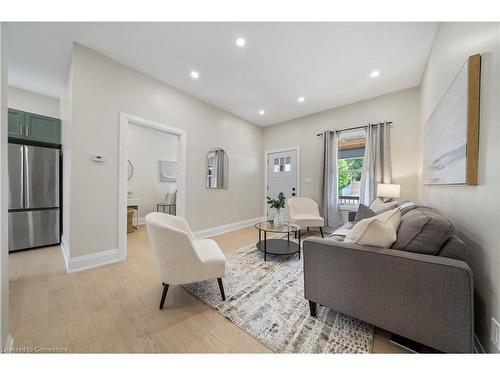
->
370;70;380;78
259;110;265;115
297;96;305;103
236;38;246;47
190;70;200;79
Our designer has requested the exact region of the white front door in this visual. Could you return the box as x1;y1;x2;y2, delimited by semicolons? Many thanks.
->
267;150;298;220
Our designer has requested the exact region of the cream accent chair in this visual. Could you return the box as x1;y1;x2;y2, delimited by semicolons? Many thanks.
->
287;197;325;238
145;212;226;309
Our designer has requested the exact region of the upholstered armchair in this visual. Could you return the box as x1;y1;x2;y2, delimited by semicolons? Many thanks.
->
145;212;226;309
287;197;325;238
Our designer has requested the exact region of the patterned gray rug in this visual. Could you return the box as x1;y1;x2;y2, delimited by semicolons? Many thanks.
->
184;237;374;353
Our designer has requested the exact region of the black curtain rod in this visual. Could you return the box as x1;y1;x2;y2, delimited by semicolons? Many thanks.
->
316;121;393;137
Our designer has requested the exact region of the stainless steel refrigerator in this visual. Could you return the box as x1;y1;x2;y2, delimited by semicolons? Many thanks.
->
8;143;60;251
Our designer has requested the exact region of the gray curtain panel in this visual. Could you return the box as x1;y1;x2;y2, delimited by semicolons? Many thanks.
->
321;130;341;227
360;122;392;205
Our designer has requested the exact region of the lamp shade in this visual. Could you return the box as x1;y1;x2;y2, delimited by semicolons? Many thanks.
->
377;183;400;198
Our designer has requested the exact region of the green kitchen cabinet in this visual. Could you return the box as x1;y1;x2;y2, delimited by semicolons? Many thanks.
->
8;108;61;144
24;112;61;144
8;108;25;139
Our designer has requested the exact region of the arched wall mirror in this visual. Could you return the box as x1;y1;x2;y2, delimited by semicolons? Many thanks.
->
206;148;228;189
128;160;134;180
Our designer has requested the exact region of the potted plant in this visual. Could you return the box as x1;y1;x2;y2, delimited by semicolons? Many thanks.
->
266;192;286;227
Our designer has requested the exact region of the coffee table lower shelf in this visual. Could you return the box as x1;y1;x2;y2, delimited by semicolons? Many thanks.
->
256;239;300;261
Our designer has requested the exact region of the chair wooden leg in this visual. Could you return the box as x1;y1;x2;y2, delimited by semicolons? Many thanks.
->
159;283;169;310
319;227;324;238
309;300;317;317
217;278;226;301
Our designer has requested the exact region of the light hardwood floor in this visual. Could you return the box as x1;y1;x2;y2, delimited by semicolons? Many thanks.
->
9;225;408;353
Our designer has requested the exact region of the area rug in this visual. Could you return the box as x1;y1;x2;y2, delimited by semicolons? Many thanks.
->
184;238;374;353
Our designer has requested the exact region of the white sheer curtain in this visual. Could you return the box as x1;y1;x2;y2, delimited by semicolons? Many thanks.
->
320;130;341;227
359;122;392;205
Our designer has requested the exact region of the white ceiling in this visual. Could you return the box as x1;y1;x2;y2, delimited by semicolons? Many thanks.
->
6;22;437;126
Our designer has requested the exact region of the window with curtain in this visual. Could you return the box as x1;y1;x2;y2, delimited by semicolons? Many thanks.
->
337;129;366;205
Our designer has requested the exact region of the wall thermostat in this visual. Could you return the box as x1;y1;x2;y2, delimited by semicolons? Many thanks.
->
91;153;105;162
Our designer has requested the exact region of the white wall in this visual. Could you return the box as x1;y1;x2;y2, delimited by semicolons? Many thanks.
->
8;85;60;118
419;22;500;353
0;23;11;351
61;61;73;251
127;123;177;219
263;87;420;208
65;43;263;257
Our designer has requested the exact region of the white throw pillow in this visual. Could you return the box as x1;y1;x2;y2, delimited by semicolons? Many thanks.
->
345;208;401;248
370;197;398;213
374;207;401;232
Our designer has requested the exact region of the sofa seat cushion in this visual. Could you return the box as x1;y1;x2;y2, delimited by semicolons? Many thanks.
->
345;208;401;248
393;207;454;255
328;222;354;241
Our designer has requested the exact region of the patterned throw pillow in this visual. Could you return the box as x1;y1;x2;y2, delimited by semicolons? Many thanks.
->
370;197;399;213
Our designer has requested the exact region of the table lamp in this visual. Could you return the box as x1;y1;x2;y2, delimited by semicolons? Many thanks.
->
377;183;400;200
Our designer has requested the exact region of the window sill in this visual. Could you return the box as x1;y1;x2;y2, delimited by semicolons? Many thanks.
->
338;204;359;211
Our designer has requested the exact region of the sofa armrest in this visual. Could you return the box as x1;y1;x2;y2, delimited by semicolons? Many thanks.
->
303;238;474;353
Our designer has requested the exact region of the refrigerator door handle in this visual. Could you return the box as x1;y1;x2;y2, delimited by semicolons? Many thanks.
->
21;146;24;208
23;145;29;208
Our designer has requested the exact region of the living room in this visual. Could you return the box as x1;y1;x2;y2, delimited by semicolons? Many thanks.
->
1;1;500;373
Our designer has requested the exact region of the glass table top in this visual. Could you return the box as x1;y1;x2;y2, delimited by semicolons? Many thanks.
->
255;221;301;233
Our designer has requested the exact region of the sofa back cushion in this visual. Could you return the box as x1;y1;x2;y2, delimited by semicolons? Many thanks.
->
393;207;454;255
438;235;466;261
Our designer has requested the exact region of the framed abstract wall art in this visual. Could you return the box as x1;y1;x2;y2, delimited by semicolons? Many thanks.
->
423;54;481;185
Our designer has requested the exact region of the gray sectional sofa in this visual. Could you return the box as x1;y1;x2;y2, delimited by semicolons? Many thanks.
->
303;203;474;353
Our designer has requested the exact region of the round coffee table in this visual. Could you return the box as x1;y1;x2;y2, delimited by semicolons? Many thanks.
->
255;221;302;261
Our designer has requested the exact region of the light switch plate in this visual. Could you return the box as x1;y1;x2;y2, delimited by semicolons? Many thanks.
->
91;153;104;162
304;177;312;183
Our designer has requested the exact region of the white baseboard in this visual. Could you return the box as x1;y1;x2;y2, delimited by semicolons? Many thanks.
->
60;234;122;273
60;216;263;273
66;248;121;273
60;234;71;271
2;334;14;353
193;216;266;239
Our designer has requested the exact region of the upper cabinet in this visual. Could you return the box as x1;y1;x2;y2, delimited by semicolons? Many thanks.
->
8;109;25;139
8;109;61;144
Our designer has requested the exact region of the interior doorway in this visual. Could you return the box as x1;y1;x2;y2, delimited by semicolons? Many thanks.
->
118;113;186;261
265;147;300;220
